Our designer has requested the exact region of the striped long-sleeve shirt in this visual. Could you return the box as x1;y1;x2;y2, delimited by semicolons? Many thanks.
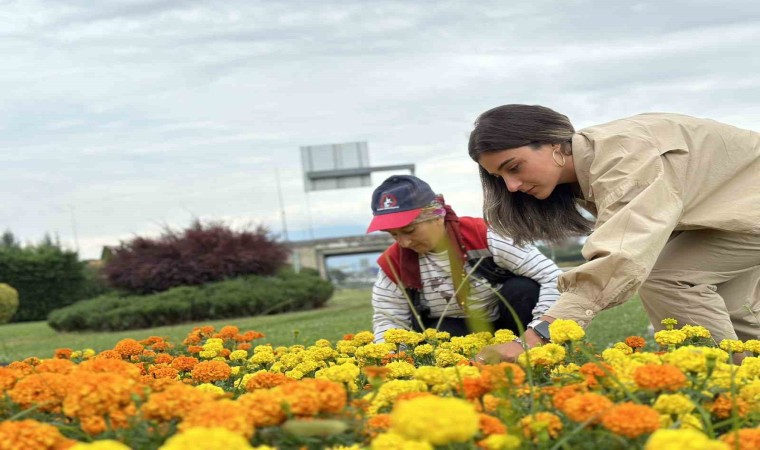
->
372;229;562;342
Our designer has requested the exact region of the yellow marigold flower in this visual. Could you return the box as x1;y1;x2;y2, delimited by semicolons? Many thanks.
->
654;330;687;346
352;331;375;345
199;350;218;359
371;432;433;450
548;319;585;344
315;362;360;385
493;329;517;344
159;426;254;450
203;338;224;348
517;343;566;367
191;360;232;383
368;380;428;414
327;446;363;450
645;428;728;450
196;383;225;395
434;349;467;367
413;344;434;356
355;343;396;360
681;325;711;339
229;350;248;360
662;346;729;373
739;379;760;412
602;348;628;364
336;340;358;355
390;396;479;445
706;362;741;390
653;393;695;415
178;400;254;439
315;338;332;347
414;366;446;386
518;412;563;441
612;342;634;354
744;339;760;355
0;419;74;450
718;339;744;353
249;351;275;365
69;440;132;449
385;361;416;379
678;413;704;431
447;335;489;355
83;348;96;358
601;402;660;439
384;329;425;345
661;318;678;329
550;363;580;378
478;433;522;450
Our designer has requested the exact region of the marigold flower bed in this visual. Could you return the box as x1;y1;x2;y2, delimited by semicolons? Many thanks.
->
1;320;758;449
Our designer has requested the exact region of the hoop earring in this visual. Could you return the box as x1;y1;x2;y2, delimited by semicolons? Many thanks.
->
552;149;566;167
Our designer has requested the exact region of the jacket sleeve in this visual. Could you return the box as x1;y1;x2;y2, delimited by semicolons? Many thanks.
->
487;231;562;321
546;142;684;327
372;269;414;342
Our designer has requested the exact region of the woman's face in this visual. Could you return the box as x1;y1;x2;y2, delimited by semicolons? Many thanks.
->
384;217;447;254
477;143;566;200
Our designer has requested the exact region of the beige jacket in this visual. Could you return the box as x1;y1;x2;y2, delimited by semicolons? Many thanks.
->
545;113;760;326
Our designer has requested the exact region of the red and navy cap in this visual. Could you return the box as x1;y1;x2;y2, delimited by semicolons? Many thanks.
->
366;175;436;233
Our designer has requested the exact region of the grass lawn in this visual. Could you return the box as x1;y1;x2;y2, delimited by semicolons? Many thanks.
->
0;288;651;362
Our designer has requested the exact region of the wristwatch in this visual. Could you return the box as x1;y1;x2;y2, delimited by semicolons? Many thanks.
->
528;321;551;343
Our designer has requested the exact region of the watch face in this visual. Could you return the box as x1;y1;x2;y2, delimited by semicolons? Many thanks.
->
533;321;551;341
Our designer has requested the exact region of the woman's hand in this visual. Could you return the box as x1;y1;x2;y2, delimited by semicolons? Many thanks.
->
474;328;547;363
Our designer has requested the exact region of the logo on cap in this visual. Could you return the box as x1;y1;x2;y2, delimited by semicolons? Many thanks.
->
378;194;398;211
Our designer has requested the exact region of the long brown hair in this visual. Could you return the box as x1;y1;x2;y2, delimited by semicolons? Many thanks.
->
468;104;593;245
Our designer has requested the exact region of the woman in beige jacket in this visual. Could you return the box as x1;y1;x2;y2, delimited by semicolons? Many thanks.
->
467;104;760;362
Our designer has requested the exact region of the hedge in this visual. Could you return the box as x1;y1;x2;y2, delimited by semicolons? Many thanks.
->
47;270;334;332
0;246;85;322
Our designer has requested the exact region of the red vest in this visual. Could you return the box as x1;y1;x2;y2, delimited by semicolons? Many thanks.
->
376;211;489;291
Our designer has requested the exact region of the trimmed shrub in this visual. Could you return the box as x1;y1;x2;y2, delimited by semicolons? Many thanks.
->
0;283;19;324
47;270;334;332
0;245;86;322
103;220;290;295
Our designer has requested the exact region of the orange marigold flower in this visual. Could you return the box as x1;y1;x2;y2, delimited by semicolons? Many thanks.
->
113;338;144;358
78;358;143;380
191;360;232;383
560;392;613;425
149;365;180;380
54;348;73;359
519;412;563;441
554;387;584;410
461;376;491;400
141;384;221;422
633;364;687;391
343;333;355;340
187;345;203;354
238;330;265;342
479;413;507;436
0;419;74;450
214;325;240;339
237;343;252;351
183;334;202;345
600;402;659;438
362;366;391;380
237;390;287;427
142;349;157;358
273;380;322;416
395;392;434;405
95;350;122;360
720;428;760;450
580;362;614;388
150;340;173;352
8;373;70;413
245;372;293;391
382;351;414;365
33;358;75;374
178;399;255;439
625;336;646;350
219;348;231;358
154;353;173;364
311;378;347;414
22;356;40;366
171;356;199;372
710;394;750;419
0;367;22;391
364;413;392;438
62;372;141;420
481;362;526;389
79;415;107;435
7;362;34;376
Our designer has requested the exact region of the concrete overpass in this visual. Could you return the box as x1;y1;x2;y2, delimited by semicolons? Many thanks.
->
286;234;394;279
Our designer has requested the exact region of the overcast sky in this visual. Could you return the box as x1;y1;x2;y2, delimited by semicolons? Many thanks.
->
1;0;758;260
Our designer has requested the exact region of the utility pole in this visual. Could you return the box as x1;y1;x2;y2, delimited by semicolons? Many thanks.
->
275;169;289;241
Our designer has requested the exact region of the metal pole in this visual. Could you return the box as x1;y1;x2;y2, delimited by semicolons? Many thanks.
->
275;169;289;241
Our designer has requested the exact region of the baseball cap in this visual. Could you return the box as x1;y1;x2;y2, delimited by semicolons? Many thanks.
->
366;175;436;233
